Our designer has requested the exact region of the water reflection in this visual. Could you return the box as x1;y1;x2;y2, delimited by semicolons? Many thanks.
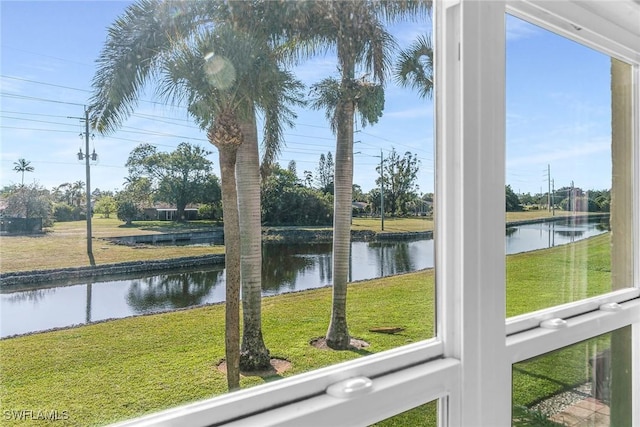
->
505;216;608;254
1;217;607;337
126;270;223;313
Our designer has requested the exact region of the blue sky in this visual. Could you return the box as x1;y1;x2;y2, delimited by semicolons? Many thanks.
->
0;2;612;197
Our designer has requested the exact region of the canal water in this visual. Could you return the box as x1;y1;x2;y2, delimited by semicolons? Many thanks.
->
1;216;608;337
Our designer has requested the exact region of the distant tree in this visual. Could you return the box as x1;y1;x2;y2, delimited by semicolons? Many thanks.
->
505;185;522;212
114;177;153;225
315;152;335;194
126;142;214;221
94;196;117;218
518;192;537;206
120;177;154;208
287;160;298;178
116;200;140;225
53;203;78;222
376;148;421;215
13;158;34;186
352;184;365;202
262;166;333;226
3;183;53;226
199;175;222;220
303;170;314;188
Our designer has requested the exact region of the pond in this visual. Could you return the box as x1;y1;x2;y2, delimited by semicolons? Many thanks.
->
0;216;608;337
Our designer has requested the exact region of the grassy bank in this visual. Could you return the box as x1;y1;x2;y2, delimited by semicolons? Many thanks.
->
1;212;572;273
1;271;434;426
0;233;612;426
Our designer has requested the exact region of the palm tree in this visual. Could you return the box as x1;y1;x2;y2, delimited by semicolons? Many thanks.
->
395;34;434;100
88;1;302;385
303;1;429;350
13;158;34;186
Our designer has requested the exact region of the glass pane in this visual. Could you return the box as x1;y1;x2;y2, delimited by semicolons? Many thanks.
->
505;14;634;317
0;2;436;425
512;327;632;426
370;400;438;427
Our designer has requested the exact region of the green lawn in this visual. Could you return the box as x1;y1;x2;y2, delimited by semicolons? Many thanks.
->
0;231;612;426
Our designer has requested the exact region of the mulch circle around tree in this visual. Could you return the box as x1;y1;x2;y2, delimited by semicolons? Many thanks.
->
309;337;370;350
216;358;292;378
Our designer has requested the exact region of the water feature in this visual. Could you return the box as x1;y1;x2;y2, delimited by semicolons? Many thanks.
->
0;216;608;337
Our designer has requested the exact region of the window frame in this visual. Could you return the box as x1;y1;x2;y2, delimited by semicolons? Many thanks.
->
111;1;640;426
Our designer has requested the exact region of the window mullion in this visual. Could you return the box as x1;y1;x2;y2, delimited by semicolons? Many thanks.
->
436;1;509;425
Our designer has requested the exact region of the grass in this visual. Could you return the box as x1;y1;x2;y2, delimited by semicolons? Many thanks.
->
0;232;614;426
1;270;434;426
0;215;612;425
1;212;574;273
0;218;225;273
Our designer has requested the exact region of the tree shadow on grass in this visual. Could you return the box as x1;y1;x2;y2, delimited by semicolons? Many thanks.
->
309;337;373;356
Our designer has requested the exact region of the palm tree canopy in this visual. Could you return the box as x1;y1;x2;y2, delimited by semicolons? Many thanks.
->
13;158;34;173
394;34;434;99
88;0;303;167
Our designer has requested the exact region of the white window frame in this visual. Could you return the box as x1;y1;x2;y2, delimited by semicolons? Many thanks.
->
112;1;640;426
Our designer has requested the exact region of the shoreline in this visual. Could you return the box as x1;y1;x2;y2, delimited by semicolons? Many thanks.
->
0;229;431;287
0;214;606;287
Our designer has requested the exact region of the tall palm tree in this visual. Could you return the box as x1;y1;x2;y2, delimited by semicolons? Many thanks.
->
88;0;302;385
303;1;429;350
13;158;34;186
395;34;434;99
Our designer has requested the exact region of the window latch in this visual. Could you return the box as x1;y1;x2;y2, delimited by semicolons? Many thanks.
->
326;376;373;399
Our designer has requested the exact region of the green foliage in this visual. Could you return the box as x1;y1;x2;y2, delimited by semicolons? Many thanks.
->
94;196;117;218
506;185;522;212
126;142;216;220
376;148;421;215
116;200;140;225
261;166;333;226
315;152;334;194
3;183;53;226
53;203;80;222
394;34;434;100
309;77;385;132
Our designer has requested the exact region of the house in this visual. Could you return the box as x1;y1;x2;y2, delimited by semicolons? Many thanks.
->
143;205;199;221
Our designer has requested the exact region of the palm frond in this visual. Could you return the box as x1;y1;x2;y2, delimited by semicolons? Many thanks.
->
394;34;434;99
88;0;200;134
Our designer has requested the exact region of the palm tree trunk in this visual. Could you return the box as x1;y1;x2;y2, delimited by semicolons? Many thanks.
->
326;98;354;350
218;146;241;391
237;113;271;371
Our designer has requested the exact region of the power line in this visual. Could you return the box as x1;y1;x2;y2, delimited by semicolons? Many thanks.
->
0;92;85;107
1;75;91;93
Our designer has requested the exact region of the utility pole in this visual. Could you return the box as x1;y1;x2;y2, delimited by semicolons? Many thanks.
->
70;107;97;265
380;149;384;231
551;179;555;216
547;164;551;212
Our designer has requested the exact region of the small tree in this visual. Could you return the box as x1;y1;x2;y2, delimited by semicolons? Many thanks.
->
3;183;53;227
116;200;140;225
376;148;421;216
94;196;117;218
